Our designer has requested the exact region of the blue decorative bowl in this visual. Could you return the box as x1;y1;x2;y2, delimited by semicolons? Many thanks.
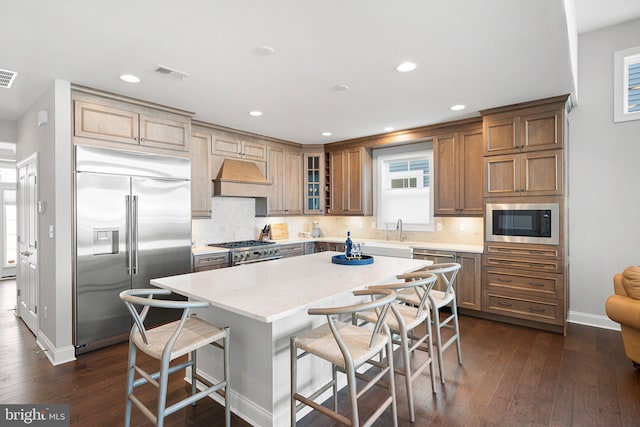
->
331;254;374;265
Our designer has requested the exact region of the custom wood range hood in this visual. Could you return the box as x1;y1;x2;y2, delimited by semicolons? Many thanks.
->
212;158;270;198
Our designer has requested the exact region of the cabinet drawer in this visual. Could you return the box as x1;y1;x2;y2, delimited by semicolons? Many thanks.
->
193;253;230;271
483;255;562;273
279;243;305;258
483;291;563;325
484;269;563;299
485;243;560;259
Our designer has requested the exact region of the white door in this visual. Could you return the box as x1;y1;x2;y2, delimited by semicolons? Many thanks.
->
17;154;38;335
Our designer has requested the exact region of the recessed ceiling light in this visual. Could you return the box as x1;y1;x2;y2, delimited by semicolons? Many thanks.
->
450;104;466;111
384;127;395;132
396;62;417;72
249;111;263;117
256;45;275;56
321;132;332;137
119;74;141;83
334;84;349;91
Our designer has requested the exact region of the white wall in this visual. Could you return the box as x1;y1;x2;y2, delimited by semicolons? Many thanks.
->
0;119;17;142
16;79;74;364
568;18;640;328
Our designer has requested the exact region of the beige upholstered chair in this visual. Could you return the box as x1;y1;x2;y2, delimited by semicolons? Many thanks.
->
290;289;398;427
119;289;230;427
356;273;438;422
606;266;640;369
397;263;462;384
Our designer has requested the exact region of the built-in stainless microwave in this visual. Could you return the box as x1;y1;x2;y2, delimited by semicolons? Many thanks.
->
486;203;559;245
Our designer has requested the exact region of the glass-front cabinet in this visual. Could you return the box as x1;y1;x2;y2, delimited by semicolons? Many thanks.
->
304;152;325;214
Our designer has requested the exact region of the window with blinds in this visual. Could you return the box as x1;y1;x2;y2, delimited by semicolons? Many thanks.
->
374;142;434;232
614;46;640;122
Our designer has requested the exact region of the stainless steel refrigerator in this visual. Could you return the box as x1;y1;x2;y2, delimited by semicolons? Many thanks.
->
75;145;192;354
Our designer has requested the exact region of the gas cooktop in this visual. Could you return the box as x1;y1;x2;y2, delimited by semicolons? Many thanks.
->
207;240;276;249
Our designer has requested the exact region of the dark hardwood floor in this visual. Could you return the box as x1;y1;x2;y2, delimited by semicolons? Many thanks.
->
1;279;639;426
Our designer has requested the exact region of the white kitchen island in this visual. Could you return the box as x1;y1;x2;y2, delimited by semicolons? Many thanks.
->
151;251;430;426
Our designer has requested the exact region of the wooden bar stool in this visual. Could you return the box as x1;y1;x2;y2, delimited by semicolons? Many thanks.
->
119;289;230;427
398;263;462;384
290;289;398;427
356;273;438;422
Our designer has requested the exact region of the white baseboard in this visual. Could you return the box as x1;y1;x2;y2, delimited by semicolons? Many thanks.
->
568;310;620;331
36;332;76;366
190;368;272;427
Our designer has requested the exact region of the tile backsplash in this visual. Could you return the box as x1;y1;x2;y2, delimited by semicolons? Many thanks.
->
192;196;483;246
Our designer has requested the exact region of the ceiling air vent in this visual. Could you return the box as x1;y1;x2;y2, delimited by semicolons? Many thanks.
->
0;68;18;88
153;65;190;81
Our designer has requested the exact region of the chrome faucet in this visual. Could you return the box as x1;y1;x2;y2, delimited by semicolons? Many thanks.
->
396;218;404;242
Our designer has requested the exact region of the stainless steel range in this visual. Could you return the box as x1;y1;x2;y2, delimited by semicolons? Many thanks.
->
207;240;281;266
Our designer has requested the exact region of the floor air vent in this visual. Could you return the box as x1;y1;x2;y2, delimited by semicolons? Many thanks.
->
154;65;190;81
0;68;18;88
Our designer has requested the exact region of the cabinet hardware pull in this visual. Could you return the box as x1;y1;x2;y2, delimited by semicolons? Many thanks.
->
140;137;145;142
496;278;512;283
497;260;513;264
134;137;138;141
528;263;546;267
497;301;513;307
496;248;512;252
529;307;546;313
528;282;545;287
529;250;545;255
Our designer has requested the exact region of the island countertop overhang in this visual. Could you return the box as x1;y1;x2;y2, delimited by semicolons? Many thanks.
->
151;251;431;323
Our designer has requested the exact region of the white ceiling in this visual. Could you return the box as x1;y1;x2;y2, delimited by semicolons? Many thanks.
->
1;1;639;144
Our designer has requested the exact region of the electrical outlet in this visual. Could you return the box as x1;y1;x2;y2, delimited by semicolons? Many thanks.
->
458;223;466;232
359;221;364;229
436;223;443;232
44;306;48;320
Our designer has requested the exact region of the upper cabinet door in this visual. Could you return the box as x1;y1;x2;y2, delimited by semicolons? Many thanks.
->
139;113;191;151
458;129;483;215
190;131;211;218
434;133;459;215
74;100;139;145
521;108;563;152
483;115;520;155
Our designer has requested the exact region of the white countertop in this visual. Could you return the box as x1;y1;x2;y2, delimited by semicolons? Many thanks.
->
152;251;430;323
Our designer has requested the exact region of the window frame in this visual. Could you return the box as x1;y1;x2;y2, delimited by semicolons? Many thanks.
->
614;45;640;123
373;141;434;232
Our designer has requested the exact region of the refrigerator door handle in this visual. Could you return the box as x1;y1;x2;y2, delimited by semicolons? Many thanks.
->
125;195;132;276
132;195;138;275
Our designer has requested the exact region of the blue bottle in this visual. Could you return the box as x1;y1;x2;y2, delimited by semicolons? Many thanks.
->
345;231;353;258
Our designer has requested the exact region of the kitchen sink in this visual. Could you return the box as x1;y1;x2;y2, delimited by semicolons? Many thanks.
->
359;241;413;259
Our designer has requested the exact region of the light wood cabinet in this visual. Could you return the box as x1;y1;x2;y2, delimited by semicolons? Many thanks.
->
74;99;191;152
328;147;372;215
484;149;563;197
211;134;267;162
481;242;566;330
483;106;563;156
456;252;482;311
279;243;305;258
193;252;230;272
434;129;483;216
303;151;325;214
267;144;303;215
190;129;212;218
209;130;268;183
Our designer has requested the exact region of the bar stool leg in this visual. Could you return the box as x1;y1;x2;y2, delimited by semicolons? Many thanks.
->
386;338;398;427
432;305;446;384
426;310;437;393
345;362;360;427
191;350;197;401
223;327;231;427
124;342;137;427
399;330;415;422
290;337;298;427
332;364;338;413
452;299;462;365
156;354;171;427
